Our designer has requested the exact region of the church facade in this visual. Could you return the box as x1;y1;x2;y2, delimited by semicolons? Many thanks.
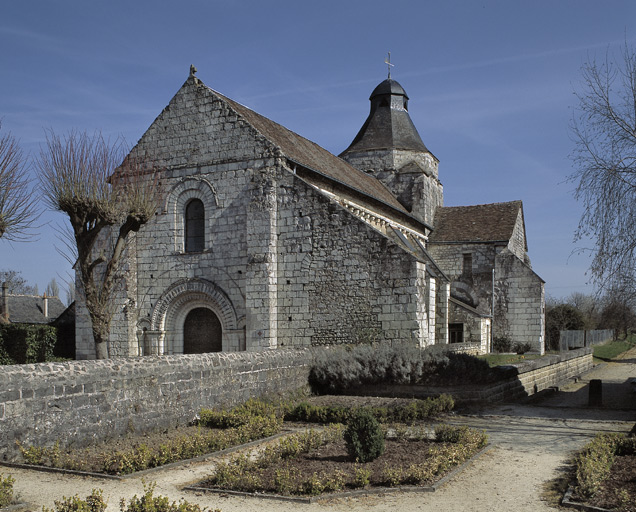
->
75;68;545;359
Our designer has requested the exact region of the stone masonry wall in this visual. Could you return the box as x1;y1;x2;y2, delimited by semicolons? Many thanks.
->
341;148;442;226
494;249;545;353
0;349;312;460
76;75;284;357
276;172;430;347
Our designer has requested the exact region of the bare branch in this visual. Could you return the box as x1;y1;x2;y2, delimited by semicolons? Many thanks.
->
569;41;636;289
0;121;38;241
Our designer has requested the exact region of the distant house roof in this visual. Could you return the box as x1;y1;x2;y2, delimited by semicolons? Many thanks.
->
2;295;66;324
429;201;523;244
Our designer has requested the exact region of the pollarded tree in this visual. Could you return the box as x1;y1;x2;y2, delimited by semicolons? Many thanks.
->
36;131;160;359
570;42;636;290
0;122;37;241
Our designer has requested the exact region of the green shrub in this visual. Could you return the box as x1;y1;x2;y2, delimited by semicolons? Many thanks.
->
124;482;219;512
42;489;107;512
492;336;512;353
574;433;622;498
285;394;455;424
343;410;385;463
0;324;57;364
0;473;15;508
198;398;281;429
285;395;454;425
41;485;220;512
434;425;488;448
513;342;531;355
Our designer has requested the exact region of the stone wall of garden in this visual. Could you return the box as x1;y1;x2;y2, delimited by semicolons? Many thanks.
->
453;347;594;402
0;349;312;460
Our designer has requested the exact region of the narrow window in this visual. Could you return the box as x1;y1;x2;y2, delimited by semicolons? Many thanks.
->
185;199;205;253
462;253;473;279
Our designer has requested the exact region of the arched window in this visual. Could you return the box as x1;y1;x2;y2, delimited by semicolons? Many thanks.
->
185;199;205;252
183;307;222;353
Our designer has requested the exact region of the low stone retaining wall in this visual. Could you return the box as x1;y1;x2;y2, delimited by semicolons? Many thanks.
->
0;349;313;460
502;347;593;398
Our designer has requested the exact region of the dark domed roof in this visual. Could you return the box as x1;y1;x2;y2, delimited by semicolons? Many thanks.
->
341;78;429;155
370;79;408;100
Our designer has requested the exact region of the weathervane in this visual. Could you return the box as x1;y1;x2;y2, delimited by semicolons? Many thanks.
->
384;52;394;79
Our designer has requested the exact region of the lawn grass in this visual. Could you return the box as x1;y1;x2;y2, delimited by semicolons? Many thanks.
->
478;353;541;367
592;336;636;362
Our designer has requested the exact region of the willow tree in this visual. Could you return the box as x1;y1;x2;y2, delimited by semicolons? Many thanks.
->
0;122;37;241
570;42;636;290
37;131;160;359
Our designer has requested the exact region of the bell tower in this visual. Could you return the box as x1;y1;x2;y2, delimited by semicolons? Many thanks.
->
340;78;443;225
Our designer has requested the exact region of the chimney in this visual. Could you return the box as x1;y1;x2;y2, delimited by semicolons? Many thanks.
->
43;292;48;318
2;282;8;321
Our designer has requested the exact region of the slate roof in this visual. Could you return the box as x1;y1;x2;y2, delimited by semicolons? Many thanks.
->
215;88;413;217
3;295;66;324
341;78;431;155
429;201;523;243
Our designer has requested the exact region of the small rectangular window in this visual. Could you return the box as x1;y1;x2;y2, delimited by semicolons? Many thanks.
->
449;323;464;343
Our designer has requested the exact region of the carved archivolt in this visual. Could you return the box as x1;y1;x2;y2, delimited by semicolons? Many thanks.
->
150;278;237;334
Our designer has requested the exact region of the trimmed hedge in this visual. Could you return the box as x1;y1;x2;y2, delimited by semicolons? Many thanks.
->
575;433;636;499
309;343;507;394
286;394;454;424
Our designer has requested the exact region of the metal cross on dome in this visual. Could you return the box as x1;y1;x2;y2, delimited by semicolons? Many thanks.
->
385;52;394;79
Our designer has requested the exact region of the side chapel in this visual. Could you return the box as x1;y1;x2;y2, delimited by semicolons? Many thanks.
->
75;66;545;359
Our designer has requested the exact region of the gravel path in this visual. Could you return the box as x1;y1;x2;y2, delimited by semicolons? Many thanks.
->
6;348;636;512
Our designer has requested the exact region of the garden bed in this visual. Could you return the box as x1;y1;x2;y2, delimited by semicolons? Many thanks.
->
6;395;455;477
10;399;284;476
189;423;488;500
564;433;636;511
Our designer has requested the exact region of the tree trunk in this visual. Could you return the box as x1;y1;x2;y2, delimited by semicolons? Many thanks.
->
94;340;109;359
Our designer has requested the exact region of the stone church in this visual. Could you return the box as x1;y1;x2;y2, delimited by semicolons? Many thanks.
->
75;67;545;359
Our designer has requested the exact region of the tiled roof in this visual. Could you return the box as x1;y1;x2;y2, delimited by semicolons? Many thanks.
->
215;89;411;216
341;78;430;154
429;201;523;243
3;295;66;324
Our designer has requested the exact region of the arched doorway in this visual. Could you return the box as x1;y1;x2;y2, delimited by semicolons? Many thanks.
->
183;307;222;353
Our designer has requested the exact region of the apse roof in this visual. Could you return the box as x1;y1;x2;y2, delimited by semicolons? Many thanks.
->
429;201;524;244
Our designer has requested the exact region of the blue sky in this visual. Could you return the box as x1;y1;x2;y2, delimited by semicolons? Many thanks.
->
1;0;635;301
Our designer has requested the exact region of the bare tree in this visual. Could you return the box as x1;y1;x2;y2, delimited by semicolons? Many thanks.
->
0;269;37;294
570;42;636;289
0;122;38;241
36;131;160;359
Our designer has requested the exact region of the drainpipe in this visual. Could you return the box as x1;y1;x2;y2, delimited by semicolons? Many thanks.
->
491;267;495;353
2;282;8;321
